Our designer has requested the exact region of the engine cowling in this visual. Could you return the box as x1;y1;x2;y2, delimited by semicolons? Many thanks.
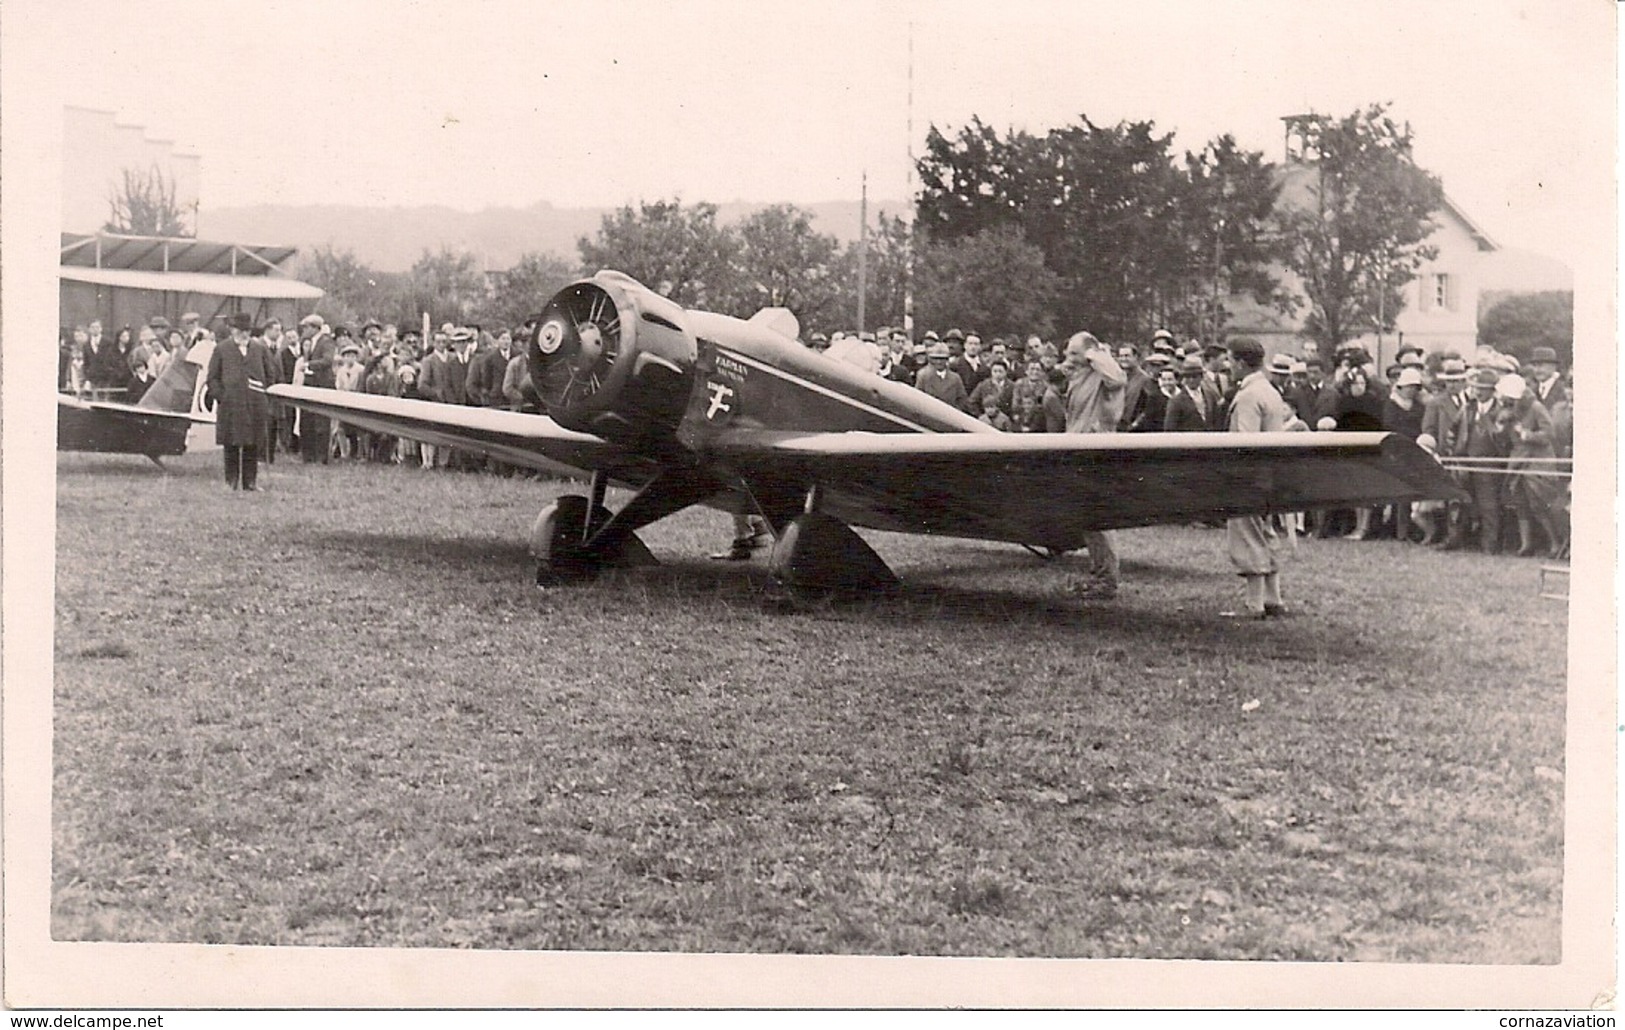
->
527;271;696;447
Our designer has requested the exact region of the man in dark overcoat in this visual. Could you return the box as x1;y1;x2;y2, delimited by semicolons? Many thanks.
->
205;313;279;490
1162;356;1222;432
1452;368;1512;553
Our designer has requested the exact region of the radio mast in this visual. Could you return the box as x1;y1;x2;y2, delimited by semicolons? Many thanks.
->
903;20;915;338
857;170;868;333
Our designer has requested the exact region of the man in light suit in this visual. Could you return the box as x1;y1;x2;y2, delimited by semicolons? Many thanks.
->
1061;332;1127;600
1223;344;1309;618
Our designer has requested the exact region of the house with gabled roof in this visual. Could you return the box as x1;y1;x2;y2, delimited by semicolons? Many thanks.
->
1223;115;1506;366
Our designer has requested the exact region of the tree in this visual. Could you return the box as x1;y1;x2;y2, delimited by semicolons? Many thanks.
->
105;164;193;237
1162;135;1291;343
914;115;1282;340
1478;291;1574;366
1272;104;1445;355
1025;117;1187;338
295;245;381;326
578;199;741;310
479;251;581;328
396;246;487;327
915;117;1029;244
733;204;843;328
913;225;1062;339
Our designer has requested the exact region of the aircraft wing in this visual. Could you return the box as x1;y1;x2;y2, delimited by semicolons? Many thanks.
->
704;429;1467;550
266;385;660;484
57;393;215;424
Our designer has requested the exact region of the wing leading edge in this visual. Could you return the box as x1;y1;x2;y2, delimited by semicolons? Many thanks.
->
265;385;658;484
705;429;1467;550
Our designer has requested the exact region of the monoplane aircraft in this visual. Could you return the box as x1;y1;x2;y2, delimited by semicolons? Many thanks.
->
270;270;1463;592
58;337;214;464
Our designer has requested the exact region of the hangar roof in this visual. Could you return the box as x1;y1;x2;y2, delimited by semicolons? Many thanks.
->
61;232;301;276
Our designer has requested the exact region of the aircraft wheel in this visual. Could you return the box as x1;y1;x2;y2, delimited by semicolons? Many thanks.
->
529;493;658;585
530;494;611;584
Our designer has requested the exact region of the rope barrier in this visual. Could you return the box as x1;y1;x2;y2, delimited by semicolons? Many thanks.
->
1436;464;1572;480
1438;455;1573;465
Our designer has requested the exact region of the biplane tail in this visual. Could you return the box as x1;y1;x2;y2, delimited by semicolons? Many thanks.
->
136;336;215;415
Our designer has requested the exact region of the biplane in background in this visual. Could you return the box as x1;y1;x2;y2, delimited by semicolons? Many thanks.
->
57;338;214;465
270;270;1464;594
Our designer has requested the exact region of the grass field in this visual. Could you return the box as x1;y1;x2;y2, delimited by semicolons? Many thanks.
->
50;441;1568;961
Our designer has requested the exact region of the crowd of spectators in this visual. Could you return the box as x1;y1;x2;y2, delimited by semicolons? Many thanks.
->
60;311;538;473
59;314;200;402
269;314;536;471
59;309;1573;560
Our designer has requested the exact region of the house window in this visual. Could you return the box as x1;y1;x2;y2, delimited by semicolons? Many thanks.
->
1433;273;1454;312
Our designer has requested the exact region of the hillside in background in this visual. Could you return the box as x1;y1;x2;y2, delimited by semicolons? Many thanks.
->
198;198;909;272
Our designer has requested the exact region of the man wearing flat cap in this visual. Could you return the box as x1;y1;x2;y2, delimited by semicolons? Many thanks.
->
1222;340;1308;617
205;313;278;490
298;313;336;463
913;341;971;412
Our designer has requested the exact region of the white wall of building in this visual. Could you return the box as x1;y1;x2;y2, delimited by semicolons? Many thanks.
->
1386;210;1486;355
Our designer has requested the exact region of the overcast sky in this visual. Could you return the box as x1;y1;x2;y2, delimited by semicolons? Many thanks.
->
13;0;1618;261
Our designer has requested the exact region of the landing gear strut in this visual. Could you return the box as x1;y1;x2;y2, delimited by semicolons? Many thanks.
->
767;484;898;596
529;493;655;584
529;468;714;585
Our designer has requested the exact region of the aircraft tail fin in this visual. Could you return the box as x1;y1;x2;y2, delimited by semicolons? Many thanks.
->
137;337;214;414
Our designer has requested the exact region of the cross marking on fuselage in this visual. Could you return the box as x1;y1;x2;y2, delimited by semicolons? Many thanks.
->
706;381;735;420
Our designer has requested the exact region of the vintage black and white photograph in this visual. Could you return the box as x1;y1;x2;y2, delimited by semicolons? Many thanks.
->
4;0;1615;1011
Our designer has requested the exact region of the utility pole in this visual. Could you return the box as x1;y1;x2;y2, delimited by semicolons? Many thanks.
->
1375;266;1387;370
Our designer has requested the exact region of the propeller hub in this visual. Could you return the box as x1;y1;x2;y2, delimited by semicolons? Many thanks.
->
526;272;697;443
